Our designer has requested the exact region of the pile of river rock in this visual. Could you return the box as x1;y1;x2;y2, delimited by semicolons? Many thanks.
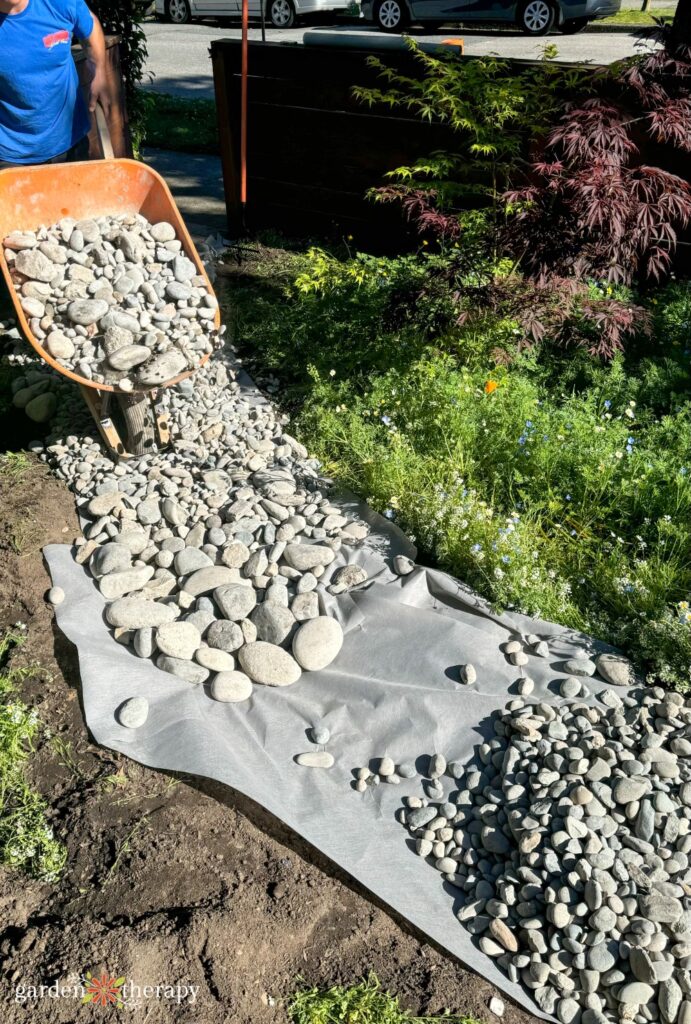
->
3;214;219;389
0;309;375;705
401;688;691;1024
40;351;370;700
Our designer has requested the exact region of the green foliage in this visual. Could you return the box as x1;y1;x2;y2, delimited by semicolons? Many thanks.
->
600;6;677;24
89;0;150;152
353;41;589;230
137;91;219;154
0;631;66;881
0;452;31;480
229;249;691;690
289;973;481;1024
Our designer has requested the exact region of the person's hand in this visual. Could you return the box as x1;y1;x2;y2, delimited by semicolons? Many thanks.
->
88;65;112;119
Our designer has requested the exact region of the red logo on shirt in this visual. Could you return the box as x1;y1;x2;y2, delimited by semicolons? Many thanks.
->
43;30;70;48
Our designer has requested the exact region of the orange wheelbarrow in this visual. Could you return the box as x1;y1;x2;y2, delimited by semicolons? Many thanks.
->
0;150;221;458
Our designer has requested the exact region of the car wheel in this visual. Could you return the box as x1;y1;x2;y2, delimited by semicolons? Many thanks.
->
269;0;296;27
166;0;191;24
561;16;589;33
517;0;555;34
375;0;408;32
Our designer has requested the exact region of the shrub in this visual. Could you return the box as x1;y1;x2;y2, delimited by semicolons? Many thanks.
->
506;23;691;283
90;0;150;152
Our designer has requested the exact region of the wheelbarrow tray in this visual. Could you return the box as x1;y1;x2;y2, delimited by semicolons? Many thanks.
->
0;158;220;394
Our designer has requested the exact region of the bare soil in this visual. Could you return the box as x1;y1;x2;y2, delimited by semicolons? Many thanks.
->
0;456;541;1024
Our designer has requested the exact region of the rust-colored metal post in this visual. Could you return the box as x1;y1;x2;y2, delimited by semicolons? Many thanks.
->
241;0;249;228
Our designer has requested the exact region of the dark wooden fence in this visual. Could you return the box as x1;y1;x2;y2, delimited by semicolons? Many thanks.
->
211;40;462;247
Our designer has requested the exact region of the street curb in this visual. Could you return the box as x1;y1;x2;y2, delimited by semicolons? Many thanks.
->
586;22;668;32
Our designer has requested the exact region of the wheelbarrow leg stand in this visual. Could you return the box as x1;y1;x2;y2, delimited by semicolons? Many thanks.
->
79;385;170;459
79;384;128;458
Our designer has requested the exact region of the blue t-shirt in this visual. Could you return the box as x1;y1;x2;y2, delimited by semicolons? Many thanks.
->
0;0;94;164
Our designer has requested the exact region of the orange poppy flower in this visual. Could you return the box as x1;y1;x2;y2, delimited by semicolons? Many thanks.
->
484;380;499;395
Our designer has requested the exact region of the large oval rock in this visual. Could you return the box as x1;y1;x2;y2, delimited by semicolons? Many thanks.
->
156;621;201;660
195;647;235;671
292;616;344;671
206;619;244;652
151;221;176;243
116;530;149;556
92;542;132;576
25;392;57;423
137;350;187;386
162;498;186;527
174;548;212;576
108;345;151;371
238;642;302;686
210;670;253;702
45;331;75;360
283;544;336;571
596;652;635;686
563;657;596;677
107;597;177;629
214;583;257;621
183;567;243;597
98;565;154;600
136;499;161;525
67;298;109;326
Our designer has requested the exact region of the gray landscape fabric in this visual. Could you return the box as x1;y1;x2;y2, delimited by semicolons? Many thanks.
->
45;493;626;1018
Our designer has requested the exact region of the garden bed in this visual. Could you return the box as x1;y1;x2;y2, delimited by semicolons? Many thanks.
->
221;243;691;691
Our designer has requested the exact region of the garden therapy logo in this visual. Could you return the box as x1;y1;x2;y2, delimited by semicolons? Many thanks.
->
13;971;199;1006
81;970;126;1009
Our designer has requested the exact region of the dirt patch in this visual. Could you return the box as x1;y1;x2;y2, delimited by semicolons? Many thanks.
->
0;456;541;1024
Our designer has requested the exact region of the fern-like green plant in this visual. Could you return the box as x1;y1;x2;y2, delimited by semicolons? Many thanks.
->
289;974;483;1024
353;40;592;249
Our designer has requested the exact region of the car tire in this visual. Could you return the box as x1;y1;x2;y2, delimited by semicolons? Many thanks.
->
516;0;555;35
165;0;191;24
268;0;296;27
561;16;589;33
375;0;408;32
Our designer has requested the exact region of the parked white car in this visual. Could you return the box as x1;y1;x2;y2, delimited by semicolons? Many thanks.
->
155;0;351;28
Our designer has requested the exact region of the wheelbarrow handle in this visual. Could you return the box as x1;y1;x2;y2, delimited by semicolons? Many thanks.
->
95;104;115;161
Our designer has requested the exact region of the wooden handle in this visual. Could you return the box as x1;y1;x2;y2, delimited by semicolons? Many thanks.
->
95;105;115;160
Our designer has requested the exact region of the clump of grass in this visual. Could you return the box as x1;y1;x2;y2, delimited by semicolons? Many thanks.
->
600;7;676;26
0;630;66;881
289;974;482;1024
0;451;31;480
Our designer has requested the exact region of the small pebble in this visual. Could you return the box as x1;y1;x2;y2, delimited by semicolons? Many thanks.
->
117;695;149;729
459;663;476;685
295;751;334;769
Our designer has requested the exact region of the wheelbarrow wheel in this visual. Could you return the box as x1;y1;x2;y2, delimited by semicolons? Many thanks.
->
117;393;156;456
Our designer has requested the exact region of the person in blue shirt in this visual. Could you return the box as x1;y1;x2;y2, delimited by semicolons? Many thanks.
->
0;0;111;167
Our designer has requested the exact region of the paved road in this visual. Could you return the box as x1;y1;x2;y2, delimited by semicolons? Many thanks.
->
142;20;652;99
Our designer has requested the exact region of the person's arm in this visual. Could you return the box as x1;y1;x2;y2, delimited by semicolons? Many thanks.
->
82;13;112;118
